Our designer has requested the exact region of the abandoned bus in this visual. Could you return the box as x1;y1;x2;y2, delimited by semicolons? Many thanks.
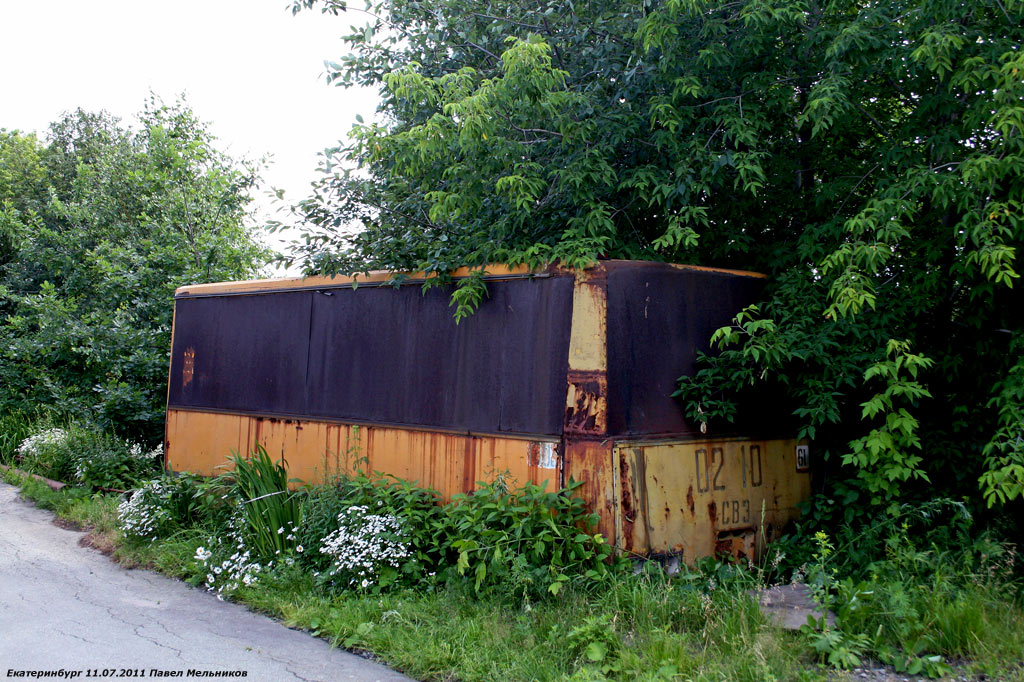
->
164;260;810;560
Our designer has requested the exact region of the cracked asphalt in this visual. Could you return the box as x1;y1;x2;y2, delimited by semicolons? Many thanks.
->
0;482;411;681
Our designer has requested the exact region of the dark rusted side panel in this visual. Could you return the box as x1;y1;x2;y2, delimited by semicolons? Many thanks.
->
168;292;312;415
603;262;765;437
168;276;573;437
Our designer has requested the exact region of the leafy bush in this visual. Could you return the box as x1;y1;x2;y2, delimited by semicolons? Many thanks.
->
75;437;163;490
117;473;210;542
15;421;161;488
118;479;178;542
0;104;269;445
299;471;620;598
15;426;76;481
792;511;1024;678
441;477;620;598
833;531;1022;676
318;504;411;591
774;495;977;578
298;471;443;580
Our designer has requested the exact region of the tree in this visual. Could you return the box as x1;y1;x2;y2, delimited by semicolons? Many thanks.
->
0;99;270;442
287;0;1024;515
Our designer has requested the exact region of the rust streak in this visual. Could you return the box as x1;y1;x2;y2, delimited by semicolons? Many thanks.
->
618;454;634;522
181;347;195;388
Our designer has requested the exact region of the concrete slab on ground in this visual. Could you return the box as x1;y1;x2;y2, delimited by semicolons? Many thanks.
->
750;583;836;630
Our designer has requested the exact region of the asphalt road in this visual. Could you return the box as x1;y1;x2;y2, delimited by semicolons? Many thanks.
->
0;481;411;682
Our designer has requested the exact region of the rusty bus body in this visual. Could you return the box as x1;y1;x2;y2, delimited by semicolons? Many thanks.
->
165;260;810;561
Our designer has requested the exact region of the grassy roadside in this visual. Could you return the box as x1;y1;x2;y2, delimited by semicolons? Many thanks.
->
3;461;1023;682
3;466;823;681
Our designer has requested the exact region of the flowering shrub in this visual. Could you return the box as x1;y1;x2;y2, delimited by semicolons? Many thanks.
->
318;503;412;590
16;427;75;482
75;439;163;490
192;512;306;598
16;427;68;458
298;472;443;580
16;422;162;488
117;473;208;542
118;479;176;541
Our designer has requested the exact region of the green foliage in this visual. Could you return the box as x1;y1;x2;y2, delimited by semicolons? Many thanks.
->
225;445;303;560
0;99;269;444
8;469;1024;680
286;0;1024;516
251;560;820;682
14;425;77;482
298;471;443;581
980;335;1024;506
0;410;43;464
442;476;620;599
117;473;212;543
300;470;619;598
14;419;161;489
792;505;1024;677
843;340;935;501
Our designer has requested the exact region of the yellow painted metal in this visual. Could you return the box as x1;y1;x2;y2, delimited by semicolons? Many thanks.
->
563;264;608;437
165;409;253;476
566;268;607;373
612;438;811;560
165;409;560;498
562;439;617;542
174;264;535;298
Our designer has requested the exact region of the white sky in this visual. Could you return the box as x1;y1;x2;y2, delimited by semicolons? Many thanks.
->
0;0;381;269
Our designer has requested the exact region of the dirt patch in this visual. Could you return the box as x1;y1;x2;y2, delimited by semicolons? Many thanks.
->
52;517;83;532
79;530;117;556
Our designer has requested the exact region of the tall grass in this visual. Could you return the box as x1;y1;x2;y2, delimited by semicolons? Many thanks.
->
0;408;64;465
226;444;303;559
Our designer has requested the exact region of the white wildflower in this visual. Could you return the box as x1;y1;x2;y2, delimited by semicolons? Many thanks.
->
318;505;410;590
118;480;174;541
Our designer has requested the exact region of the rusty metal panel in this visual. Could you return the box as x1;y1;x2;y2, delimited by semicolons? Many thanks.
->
562;439;616;544
165;409;252;476
174;264;536;298
612;438;811;561
168;276;574;437
168;293;312;415
165;409;559;500
165;261;814;561
246;417;335;485
305;276;573;435
603;261;767;437
564;264;610;439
